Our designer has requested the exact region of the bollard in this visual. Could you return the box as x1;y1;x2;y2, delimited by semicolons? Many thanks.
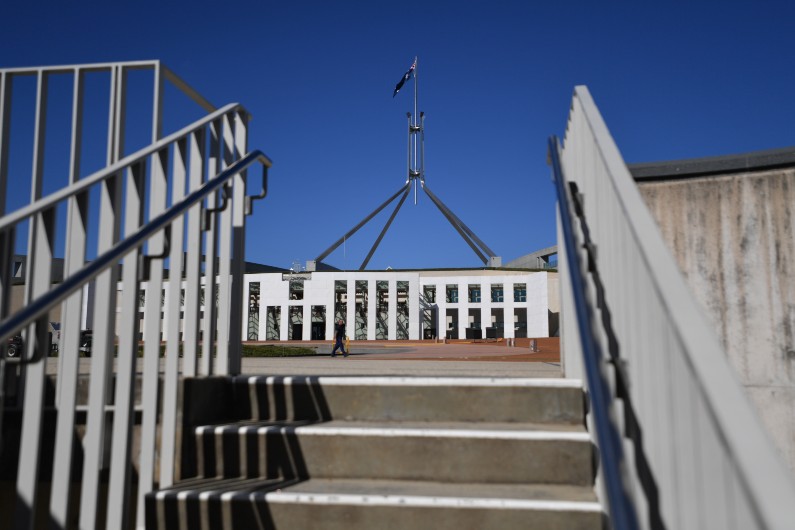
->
530;339;537;352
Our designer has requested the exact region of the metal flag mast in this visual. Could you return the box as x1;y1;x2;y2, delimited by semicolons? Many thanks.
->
407;56;424;205
313;57;500;271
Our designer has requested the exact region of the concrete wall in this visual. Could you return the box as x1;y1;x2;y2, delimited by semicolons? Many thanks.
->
637;168;795;470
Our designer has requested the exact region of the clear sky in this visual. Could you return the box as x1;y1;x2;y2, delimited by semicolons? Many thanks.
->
3;1;795;271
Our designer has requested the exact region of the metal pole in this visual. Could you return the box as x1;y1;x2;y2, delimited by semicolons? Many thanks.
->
423;182;497;258
315;183;409;263
413;56;418;204
360;187;410;270
420;112;425;184
406;112;411;184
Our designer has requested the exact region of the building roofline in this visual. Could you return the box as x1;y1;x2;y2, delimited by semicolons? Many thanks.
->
293;267;552;274
629;146;795;181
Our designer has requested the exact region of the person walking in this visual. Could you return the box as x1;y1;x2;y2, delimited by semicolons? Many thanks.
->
331;318;348;357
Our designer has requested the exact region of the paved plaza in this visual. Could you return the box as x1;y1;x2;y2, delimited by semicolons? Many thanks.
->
46;339;562;379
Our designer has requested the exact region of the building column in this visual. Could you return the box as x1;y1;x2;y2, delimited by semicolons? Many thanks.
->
388;279;396;340
527;272;549;338
409;277;420;340
280;304;289;341
347;278;356;340
302;304;311;341
458;282;467;340
367;279;376;340
436;285;446;340
257;286;266;341
482;280;492;338
505;281;515;339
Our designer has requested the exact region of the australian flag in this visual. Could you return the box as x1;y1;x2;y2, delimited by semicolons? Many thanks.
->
392;58;417;97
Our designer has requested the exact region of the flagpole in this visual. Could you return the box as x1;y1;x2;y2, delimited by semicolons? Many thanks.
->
413;56;419;204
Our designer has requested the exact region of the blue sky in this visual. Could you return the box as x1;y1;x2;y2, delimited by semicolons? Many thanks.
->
3;1;795;270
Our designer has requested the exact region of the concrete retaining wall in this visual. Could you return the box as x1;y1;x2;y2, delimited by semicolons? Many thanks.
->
637;167;795;471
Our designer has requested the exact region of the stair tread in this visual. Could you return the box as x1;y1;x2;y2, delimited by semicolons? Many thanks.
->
155;476;600;509
236;375;582;388
198;419;589;438
279;478;601;507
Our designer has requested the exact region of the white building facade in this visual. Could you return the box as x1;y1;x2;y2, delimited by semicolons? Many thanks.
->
243;269;556;342
121;269;557;343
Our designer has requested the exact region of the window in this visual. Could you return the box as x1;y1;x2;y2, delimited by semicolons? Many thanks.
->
513;283;527;302
289;280;304;300
491;284;504;303
446;284;458;303
468;284;481;303
424;285;436;303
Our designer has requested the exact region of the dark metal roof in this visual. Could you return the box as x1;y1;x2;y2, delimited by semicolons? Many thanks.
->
629;146;795;181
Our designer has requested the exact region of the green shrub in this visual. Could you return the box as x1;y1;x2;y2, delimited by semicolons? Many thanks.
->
240;344;317;357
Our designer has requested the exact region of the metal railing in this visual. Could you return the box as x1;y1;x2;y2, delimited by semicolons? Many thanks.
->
553;86;795;528
0;61;271;529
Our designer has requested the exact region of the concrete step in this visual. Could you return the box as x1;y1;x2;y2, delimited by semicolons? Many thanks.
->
152;375;599;529
195;420;593;486
229;376;584;424
147;477;604;530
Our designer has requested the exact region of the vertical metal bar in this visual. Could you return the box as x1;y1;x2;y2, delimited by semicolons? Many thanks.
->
106;161;145;530
132;63;166;526
55;70;86;387
50;67;87;527
420;113;425;184
78;149;118;530
0;72;11;310
406;113;411;184
79;64;125;530
0;73;14;439
215;112;235;374
152;62;163;141
0;71;11;215
104;63;131;526
156;137;188;497
182;127;205;376
227;110;248;375
413;56;418;174
135;143;168;521
413;58;419;204
201;119;221;374
14;69;50;530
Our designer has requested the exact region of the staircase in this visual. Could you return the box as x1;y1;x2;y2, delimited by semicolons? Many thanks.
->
146;376;603;529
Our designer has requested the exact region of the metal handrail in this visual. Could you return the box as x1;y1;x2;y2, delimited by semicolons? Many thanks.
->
0;148;270;354
558;85;795;529
0;102;242;233
548;136;638;530
0;60;217;114
1;60;269;530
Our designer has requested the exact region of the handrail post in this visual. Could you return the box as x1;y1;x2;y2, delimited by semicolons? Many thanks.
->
215;111;235;374
228;108;249;375
201;118;221;375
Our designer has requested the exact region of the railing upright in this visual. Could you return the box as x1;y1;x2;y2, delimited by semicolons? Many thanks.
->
229;109;249;374
49;63;87;521
201;118;222;375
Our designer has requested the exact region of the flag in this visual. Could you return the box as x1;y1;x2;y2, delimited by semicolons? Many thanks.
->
392;58;417;97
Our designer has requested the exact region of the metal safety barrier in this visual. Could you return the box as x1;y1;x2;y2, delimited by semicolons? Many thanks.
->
0;61;270;529
552;86;795;529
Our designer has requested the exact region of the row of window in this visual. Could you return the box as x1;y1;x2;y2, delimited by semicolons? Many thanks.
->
424;283;526;304
138;281;530;308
